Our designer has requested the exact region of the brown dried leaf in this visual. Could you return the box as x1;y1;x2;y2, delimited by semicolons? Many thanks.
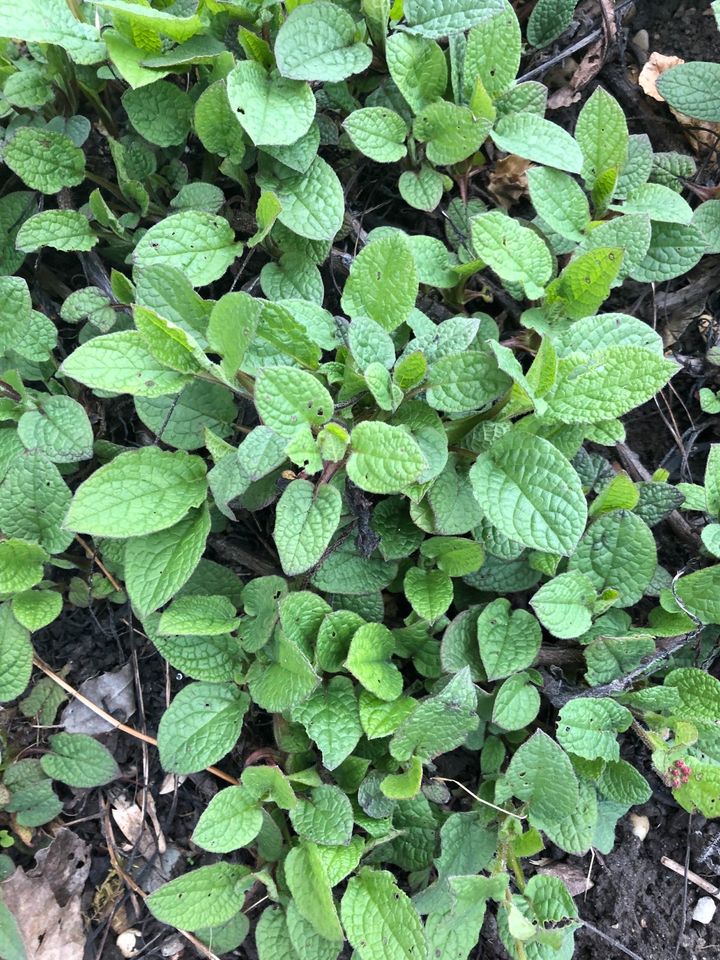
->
29;829;91;908
639;52;686;101
1;866;85;960
536;861;594;897
488;155;532;208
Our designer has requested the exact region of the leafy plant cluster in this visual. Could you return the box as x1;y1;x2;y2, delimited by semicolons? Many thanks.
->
0;0;720;957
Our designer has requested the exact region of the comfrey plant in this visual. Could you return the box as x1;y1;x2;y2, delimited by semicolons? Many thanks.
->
0;0;720;957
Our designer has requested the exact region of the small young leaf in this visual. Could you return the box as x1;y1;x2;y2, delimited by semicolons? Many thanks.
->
274;480;342;576
40;732;118;787
344;108;407;163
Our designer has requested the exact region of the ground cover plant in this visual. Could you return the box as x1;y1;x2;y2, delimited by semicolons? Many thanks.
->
1;0;720;958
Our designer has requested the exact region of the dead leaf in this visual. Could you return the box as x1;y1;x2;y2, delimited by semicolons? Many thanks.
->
29;828;91;908
488;155;532;208
639;52;686;101
1;866;85;960
61;663;135;735
111;795;180;892
536;861;594;897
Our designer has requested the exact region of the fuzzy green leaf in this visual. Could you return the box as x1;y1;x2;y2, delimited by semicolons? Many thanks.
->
157;682;248;775
275;1;372;82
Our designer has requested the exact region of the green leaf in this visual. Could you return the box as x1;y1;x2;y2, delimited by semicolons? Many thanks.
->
390;668;478;761
546;245;624;319
255;367;334;438
341;868;425;960
404;567;453;622
17;396;93;464
477;599;541;680
246;633;320;712
346;622;402;701
675;567;720;625
61;330;191;398
158;595;239;636
285;842;343;942
341;234;419;331
248;191;282;247
693;199;720;254
612;182;693;224
292;676;362;770
505;730;579;825
568;511;657;607
93;0;202;42
0;0;104;63
530;571;597;639
398;166;445;212
147;863;251;932
0;604;33;703
579;213;651;283
420;536;484;577
125;506;210;617
657;62;720;122
274;480;342;576
64;447;206;538
227;61;315;146
40;732;118;787
598;759;652;805
381;756;423;800
289;784;354;845
413;101;491;166
543;347;678;423
260;157;344;241
575;87;629;189
557;698;632;761
346;421;425;494
471;212;553;298
123;81;192;147
157;682;248;774
426;350;511;413
385;33;448;112
194;81;246;161
491;114;583;174
528;167;590;242
192;785;263;852
0;454;72;554
344;108;407;163
527;0;577;46
316;609;365;673
132;212;241;287
0;900;26;960
464;2;521;98
275;1;372;82
3;127;85;194
16;210;96;253
631;222;706;283
492;673;541;732
349;315;396;371
403;0;507;38
470;432;587;555
12;590;62;633
0;540;47;593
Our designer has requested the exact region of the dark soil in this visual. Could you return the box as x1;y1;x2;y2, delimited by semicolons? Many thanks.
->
633;0;720;64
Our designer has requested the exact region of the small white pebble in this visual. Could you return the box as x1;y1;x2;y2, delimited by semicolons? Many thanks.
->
632;29;650;53
630;814;650;841
692;897;717;925
116;929;141;958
